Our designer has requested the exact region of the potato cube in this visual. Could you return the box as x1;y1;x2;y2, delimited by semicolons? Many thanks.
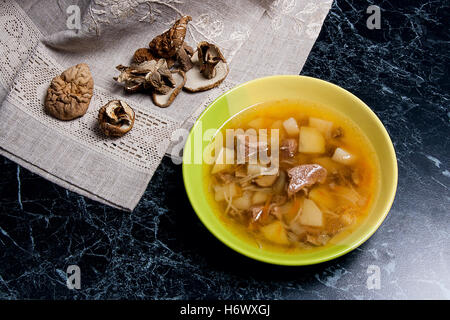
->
260;221;290;245
282;117;300;137
298;127;325;154
331;147;356;165
299;199;323;227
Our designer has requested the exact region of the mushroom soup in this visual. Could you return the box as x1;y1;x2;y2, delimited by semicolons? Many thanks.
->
205;100;380;252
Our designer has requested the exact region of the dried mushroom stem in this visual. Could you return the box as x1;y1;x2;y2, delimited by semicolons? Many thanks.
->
98;100;135;137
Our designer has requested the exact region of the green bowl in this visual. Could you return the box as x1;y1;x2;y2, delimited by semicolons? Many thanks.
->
182;75;398;266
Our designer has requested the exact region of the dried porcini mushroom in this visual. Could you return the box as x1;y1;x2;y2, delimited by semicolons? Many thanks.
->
98;100;135;137
148;15;194;72
114;59;176;95
144;59;176;94
152;70;186;108
114;64;147;93
149;15;191;57
133;48;155;64
197;41;226;79
184;42;229;92
45;63;94;120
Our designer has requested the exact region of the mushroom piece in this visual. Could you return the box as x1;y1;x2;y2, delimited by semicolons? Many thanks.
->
280;139;298;158
197;41;226;79
114;63;149;93
148;15;194;72
114;59;176;94
144;59;176;94
45;63;94;120
287;164;328;196
176;43;194;72
151;69;186;108
98;100;135;137
184;42;229;92
133;48;156;64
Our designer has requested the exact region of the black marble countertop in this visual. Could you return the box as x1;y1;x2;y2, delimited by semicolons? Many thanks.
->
1;0;449;299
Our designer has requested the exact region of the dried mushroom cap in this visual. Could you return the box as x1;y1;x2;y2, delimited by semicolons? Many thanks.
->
98;100;135;137
132;48;175;68
45;63;94;120
149;15;192;58
133;48;156;64
197;41;226;79
144;59;176;94
114;59;176;94
183;49;229;92
152;69;186;108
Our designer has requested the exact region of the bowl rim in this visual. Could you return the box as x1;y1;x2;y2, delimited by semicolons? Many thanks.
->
182;75;398;266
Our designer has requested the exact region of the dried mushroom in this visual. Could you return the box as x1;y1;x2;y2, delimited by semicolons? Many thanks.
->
197;41;226;79
114;64;146;93
114;59;176;95
98;100;135;137
152;70;186;108
45;63;94;120
133;48;155;64
144;59;176;94
114;16;229;108
184;42;229;92
148;15;194;72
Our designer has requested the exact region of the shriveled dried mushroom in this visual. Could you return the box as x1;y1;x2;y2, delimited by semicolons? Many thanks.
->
114;59;176;94
98;100;135;137
152;70;186;108
184;42;229;92
149;15;191;57
133;48;155;64
45;63;94;120
148;15;194;72
114;64;146;93
197;41;226;79
144;59;176;94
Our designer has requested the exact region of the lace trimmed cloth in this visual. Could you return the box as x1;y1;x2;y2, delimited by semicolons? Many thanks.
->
0;0;332;210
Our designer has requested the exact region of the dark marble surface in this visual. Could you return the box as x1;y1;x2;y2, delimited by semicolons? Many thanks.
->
1;0;449;299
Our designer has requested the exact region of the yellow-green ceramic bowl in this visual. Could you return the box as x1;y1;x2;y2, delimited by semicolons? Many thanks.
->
182;75;397;266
